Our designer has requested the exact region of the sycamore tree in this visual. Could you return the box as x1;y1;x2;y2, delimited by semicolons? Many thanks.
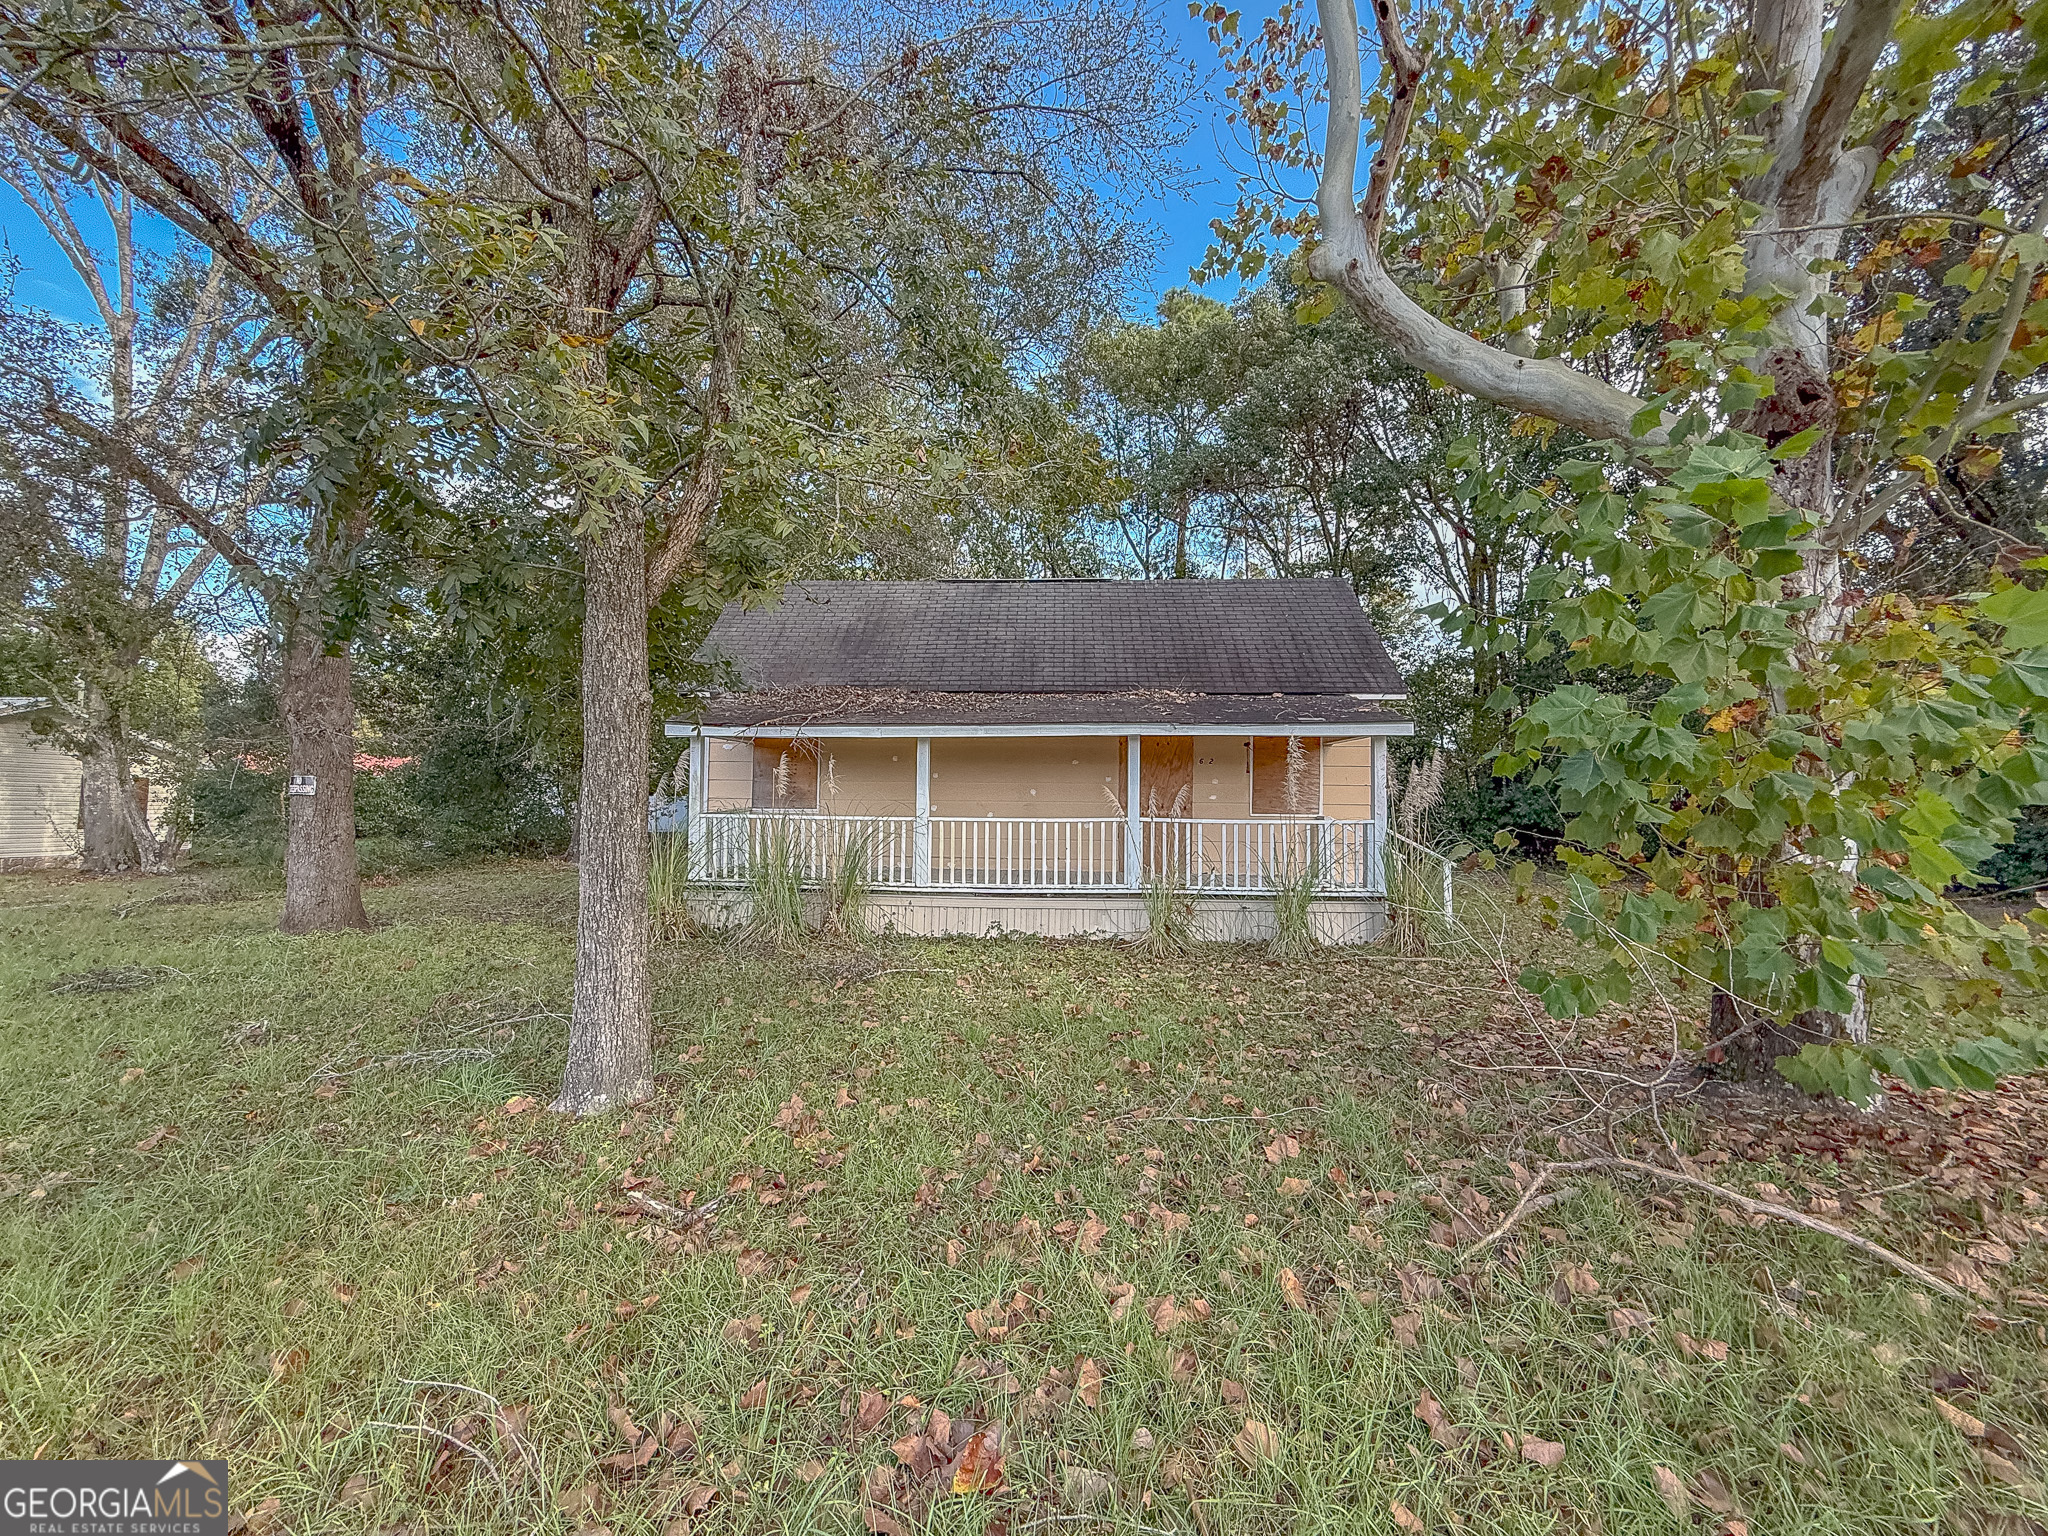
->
1211;0;2048;1094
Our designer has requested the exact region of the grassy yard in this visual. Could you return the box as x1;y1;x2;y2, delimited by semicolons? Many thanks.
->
3;862;2047;1535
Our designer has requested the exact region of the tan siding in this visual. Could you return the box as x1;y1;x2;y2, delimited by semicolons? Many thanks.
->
928;737;1120;818
1322;737;1376;820
819;740;915;816
705;737;752;812
0;719;82;861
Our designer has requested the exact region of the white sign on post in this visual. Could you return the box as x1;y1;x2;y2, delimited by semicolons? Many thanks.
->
287;775;318;797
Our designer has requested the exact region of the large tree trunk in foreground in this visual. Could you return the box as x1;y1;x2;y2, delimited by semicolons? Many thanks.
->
553;507;654;1113
278;629;369;932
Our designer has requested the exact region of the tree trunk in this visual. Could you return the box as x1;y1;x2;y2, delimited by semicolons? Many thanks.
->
278;627;369;932
78;742;140;873
75;678;168;875
552;506;654;1113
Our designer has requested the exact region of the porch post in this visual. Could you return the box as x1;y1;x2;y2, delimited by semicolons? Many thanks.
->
686;731;708;879
1371;735;1390;894
914;736;932;887
1124;733;1142;889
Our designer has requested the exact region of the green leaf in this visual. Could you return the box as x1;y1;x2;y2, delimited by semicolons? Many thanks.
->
1776;1043;1880;1104
1979;584;2048;647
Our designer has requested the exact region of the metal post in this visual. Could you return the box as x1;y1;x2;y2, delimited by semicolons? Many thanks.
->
913;736;932;887
1124;734;1142;889
686;732;708;879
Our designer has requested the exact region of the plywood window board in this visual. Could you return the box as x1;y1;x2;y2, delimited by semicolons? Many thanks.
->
752;738;819;810
1249;735;1322;816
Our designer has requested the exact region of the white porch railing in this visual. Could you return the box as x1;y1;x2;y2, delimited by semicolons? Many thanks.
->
694;812;1390;897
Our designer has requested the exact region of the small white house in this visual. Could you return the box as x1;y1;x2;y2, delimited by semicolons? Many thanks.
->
0;698;84;870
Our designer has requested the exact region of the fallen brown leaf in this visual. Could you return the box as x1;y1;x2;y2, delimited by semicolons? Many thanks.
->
1076;1356;1104;1409
1652;1465;1689;1518
1233;1418;1281;1467
236;1496;282;1535
1513;1434;1565;1468
1413;1390;1464;1450
1062;1464;1115;1508
1691;1468;1738;1515
1389;1497;1424;1532
739;1379;769;1411
1264;1135;1300;1163
949;1427;1005;1494
855;1389;890;1434
1934;1396;1989;1438
1278;1267;1309;1312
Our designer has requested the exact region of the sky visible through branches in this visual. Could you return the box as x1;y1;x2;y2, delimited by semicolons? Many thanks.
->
0;3;1260;326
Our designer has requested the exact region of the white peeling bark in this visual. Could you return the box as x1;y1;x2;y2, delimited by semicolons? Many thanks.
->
1308;0;1661;445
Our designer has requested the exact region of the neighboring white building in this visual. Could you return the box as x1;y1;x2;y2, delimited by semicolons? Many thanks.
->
0;698;83;870
0;697;176;871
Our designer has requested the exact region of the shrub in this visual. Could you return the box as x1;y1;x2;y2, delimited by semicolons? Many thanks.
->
1267;848;1321;958
823;824;875;943
742;821;808;951
1140;869;1196;955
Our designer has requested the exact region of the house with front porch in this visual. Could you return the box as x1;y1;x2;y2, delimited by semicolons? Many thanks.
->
667;578;1428;942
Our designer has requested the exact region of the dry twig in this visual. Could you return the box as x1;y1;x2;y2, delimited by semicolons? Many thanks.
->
621;1189;724;1228
1461;1155;1972;1303
362;1421;512;1502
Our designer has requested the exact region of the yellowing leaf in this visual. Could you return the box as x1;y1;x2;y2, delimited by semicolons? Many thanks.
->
949;1427;1005;1493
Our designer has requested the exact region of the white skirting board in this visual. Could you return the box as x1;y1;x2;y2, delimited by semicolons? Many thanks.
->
684;889;1386;944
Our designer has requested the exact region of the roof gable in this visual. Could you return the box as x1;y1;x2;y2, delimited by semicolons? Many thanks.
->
699;579;1404;696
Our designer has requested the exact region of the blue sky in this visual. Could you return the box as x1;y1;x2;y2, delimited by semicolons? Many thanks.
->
0;4;1254;327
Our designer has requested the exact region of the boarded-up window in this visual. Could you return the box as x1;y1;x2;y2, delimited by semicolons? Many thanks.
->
1250;736;1321;815
1140;736;1194;818
751;738;818;810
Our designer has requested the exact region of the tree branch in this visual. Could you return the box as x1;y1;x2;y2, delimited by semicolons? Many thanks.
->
1308;0;1663;445
1357;0;1424;248
1461;1155;1973;1302
1769;0;1904;223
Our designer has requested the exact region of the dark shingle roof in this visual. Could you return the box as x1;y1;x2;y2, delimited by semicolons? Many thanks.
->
699;689;1410;730
697;579;1404;696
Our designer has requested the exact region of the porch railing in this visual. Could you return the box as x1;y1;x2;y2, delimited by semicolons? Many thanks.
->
694;811;1389;896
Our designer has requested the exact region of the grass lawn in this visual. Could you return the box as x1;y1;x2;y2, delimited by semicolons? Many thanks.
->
4;861;2048;1535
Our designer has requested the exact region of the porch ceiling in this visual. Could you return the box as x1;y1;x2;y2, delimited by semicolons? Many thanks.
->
673;688;1413;736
